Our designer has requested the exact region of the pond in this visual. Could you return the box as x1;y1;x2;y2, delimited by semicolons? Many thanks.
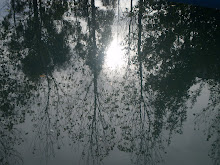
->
0;0;220;165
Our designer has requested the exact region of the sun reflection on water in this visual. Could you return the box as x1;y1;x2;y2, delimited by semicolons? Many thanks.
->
105;39;126;70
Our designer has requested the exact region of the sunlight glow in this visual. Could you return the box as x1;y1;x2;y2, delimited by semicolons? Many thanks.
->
105;39;125;69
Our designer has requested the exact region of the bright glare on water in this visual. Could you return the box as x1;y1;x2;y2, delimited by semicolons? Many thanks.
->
105;39;126;70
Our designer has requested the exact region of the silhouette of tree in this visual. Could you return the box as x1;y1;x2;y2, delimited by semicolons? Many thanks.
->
194;80;220;165
0;0;73;163
65;1;116;164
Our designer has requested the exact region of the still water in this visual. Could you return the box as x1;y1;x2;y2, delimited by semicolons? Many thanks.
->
0;0;220;165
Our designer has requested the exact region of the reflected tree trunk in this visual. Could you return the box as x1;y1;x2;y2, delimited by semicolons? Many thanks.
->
138;0;143;103
137;0;151;125
31;74;65;160
75;1;115;164
127;0;133;65
11;0;16;26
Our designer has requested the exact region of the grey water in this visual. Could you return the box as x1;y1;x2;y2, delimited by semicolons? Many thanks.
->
0;0;220;165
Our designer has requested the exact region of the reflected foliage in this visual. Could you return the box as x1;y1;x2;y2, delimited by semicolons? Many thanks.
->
101;0;117;7
122;0;220;163
2;0;71;80
195;80;220;165
67;1;116;164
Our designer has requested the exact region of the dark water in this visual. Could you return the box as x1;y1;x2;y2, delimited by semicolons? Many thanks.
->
169;0;220;9
0;0;220;165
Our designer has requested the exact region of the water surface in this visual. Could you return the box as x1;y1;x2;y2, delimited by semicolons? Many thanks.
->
0;0;220;165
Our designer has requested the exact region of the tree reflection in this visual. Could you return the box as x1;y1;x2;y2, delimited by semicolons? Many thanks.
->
1;26;30;165
117;1;165;164
30;75;67;161
120;0;220;164
0;122;23;165
0;46;24;164
139;0;220;164
66;1;116;164
1;0;72;162
0;0;220;164
195;80;220;165
101;0;117;7
15;0;69;80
